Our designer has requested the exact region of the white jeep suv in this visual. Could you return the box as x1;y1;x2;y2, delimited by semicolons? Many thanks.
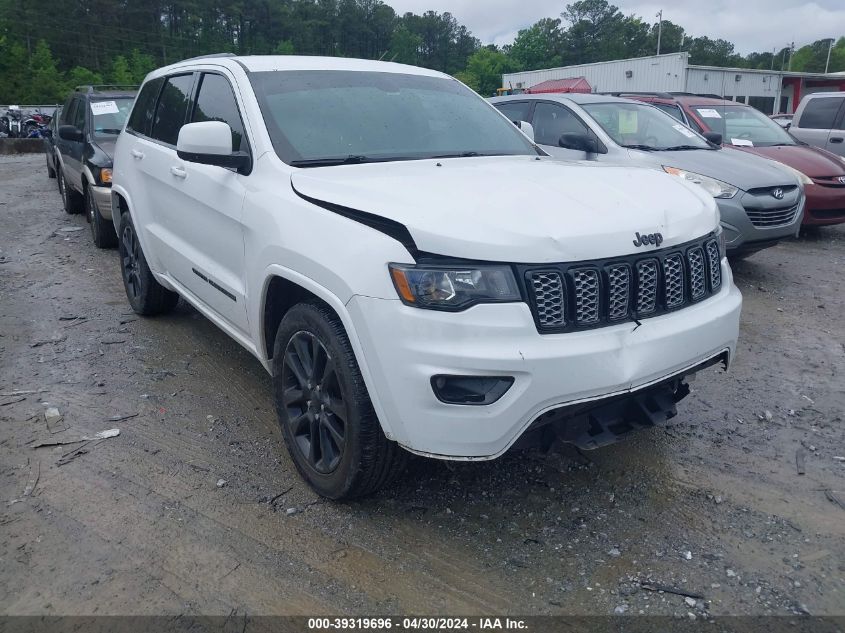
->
111;54;742;499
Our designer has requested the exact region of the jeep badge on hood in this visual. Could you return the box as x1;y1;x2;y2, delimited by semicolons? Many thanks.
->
633;232;663;247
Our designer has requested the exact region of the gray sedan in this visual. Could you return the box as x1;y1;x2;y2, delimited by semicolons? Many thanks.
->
490;93;804;256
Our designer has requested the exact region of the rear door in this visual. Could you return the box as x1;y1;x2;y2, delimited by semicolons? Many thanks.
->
58;97;85;190
826;100;845;157
792;95;845;154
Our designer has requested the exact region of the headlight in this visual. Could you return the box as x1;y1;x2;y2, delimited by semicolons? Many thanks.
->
389;264;520;310
100;168;113;184
663;166;738;199
776;163;813;186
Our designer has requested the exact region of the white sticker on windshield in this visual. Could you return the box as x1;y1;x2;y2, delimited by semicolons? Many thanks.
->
672;124;697;138
91;100;119;115
697;108;722;119
731;138;754;147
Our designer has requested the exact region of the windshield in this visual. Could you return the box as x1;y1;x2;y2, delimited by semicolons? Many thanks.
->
692;105;796;147
90;97;135;137
249;70;538;165
581;102;711;151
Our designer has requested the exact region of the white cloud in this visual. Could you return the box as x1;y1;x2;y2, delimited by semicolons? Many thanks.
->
387;0;845;55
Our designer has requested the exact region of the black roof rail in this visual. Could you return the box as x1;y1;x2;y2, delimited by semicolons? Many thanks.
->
75;84;138;93
668;91;725;99
601;91;675;99
178;52;237;62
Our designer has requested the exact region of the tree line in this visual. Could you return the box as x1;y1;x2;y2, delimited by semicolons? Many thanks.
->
0;0;843;104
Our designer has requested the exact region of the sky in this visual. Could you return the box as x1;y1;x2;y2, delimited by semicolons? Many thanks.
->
387;0;845;55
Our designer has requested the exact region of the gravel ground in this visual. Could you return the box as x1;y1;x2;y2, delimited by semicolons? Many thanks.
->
1;153;843;618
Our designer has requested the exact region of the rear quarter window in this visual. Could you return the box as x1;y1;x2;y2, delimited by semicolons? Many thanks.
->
798;96;844;129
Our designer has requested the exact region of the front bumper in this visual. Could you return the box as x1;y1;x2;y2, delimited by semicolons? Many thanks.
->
717;190;803;252
348;261;742;459
804;182;845;226
90;185;112;220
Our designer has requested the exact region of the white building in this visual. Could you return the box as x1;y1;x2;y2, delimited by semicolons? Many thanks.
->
502;53;845;114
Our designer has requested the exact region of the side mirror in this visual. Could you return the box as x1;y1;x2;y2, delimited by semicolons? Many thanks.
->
176;121;250;173
559;132;599;154
703;132;723;145
58;125;83;142
783;122;791;130
514;120;535;142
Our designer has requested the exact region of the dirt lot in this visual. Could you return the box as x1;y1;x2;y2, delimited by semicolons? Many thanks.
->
1;153;844;619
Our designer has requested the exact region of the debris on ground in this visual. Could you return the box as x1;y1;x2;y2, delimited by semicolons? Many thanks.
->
32;428;120;449
796;448;806;475
216;479;227;488
22;459;40;497
44;407;68;434
823;490;845;512
0;396;26;406
639;582;704;600
107;413;139;422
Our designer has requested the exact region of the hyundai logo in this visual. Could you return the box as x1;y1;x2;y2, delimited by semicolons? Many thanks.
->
771;188;784;200
838;176;845;184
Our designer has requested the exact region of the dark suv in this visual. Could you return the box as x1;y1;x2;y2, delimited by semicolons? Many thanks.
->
55;85;137;247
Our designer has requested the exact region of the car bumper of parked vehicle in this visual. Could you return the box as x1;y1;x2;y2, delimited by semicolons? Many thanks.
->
717;192;803;253
91;185;113;220
347;261;742;460
803;182;845;226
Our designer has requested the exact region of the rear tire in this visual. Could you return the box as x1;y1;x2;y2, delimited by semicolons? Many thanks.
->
86;185;118;249
118;211;179;316
58;168;83;214
272;302;406;500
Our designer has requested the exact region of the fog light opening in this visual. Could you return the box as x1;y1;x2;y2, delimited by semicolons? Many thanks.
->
431;375;514;405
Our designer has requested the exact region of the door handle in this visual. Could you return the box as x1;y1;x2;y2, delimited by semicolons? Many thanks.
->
170;166;187;179
130;149;144;159
830;137;843;144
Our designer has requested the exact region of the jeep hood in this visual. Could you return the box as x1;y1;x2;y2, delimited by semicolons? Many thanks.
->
290;155;718;262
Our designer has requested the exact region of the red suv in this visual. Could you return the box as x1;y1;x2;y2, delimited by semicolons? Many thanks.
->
615;92;845;226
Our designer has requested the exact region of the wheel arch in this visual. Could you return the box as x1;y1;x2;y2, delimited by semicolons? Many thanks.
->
259;266;397;441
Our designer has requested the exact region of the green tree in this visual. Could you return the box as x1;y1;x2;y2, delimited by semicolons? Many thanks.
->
66;66;104;93
509;18;564;71
109;55;133;85
27;40;64;102
129;49;156;83
457;45;516;96
274;40;295;55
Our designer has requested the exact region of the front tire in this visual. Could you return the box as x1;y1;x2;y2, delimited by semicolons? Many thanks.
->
272;302;406;500
86;185;118;248
118;212;179;316
58;168;83;214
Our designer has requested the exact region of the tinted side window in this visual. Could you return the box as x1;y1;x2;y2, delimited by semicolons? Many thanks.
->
128;77;164;136
533;102;591;146
798;97;844;129
72;98;85;130
653;103;684;123
191;73;247;152
150;74;194;145
61;97;75;125
495;101;532;124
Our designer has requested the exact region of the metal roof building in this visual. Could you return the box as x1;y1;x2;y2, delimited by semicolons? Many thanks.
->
502;53;845;114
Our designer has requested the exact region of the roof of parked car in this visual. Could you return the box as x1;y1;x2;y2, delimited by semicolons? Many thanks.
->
152;54;447;79
491;93;633;105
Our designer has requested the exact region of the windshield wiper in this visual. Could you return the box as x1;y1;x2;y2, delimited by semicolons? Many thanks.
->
96;128;122;134
430;151;488;158
621;144;658;151
289;155;373;167
660;144;710;151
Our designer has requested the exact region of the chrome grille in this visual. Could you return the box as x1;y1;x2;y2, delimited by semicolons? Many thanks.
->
572;269;600;324
523;234;721;333
635;259;658;314
607;264;630;320
705;240;721;290
745;204;799;227
663;255;685;308
688;247;706;300
528;272;564;327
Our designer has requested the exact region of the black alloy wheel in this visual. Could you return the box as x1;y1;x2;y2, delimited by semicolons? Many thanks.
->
121;223;142;302
281;330;347;474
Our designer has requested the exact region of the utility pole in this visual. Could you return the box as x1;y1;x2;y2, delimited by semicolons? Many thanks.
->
825;38;834;74
787;41;794;71
656;10;663;56
770;47;775;71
